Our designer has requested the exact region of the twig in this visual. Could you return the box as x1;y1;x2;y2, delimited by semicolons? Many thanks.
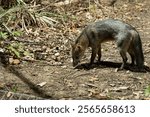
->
22;16;29;34
2;23;16;40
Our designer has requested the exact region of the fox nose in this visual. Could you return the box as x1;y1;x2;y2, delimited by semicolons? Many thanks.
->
73;62;77;67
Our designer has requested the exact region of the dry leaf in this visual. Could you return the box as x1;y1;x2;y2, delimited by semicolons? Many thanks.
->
37;82;47;87
88;89;98;97
114;68;119;72
85;83;98;88
133;91;142;99
94;93;109;100
0;83;5;89
13;59;20;65
88;77;99;82
7;92;12;98
85;12;93;20
109;83;116;87
112;86;129;91
9;58;20;65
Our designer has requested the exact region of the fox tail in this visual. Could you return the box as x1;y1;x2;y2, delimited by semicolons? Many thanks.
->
132;31;144;69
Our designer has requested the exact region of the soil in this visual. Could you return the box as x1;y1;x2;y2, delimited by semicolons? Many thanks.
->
0;0;150;99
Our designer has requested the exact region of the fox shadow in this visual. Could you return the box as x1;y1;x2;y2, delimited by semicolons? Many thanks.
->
75;61;150;73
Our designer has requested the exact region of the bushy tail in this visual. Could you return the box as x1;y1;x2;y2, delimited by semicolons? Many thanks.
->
132;31;144;69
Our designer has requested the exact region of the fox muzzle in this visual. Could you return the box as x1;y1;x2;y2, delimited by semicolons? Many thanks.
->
73;60;80;67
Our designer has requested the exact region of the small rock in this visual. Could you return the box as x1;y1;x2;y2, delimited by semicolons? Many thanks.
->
9;58;20;65
85;12;93;20
46;48;51;53
7;92;12;98
144;62;148;66
13;59;20;65
61;65;67;68
42;46;47;50
9;58;14;64
55;53;60;57
0;48;4;52
109;84;116;87
136;77;142;80
51;55;56;60
126;70;130;74
70;58;73;63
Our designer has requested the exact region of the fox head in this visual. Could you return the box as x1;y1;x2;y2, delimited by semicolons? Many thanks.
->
71;43;85;67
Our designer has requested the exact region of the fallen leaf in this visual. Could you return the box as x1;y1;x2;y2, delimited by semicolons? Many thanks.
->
109;83;116;87
0;83;5;89
37;82;47;87
111;86;129;91
7;92;12;98
9;58;20;65
94;93;110;100
13;59;20;65
88;89;98;97
88;77;99;82
61;65;67;68
133;91;142;99
85;83;98;88
114;68;119;72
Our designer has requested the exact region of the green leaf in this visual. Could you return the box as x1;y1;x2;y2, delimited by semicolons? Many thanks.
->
12;31;23;37
8;46;20;58
23;51;30;56
144;86;150;96
0;32;9;40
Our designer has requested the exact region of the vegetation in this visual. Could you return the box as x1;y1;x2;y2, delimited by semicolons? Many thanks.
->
0;0;58;60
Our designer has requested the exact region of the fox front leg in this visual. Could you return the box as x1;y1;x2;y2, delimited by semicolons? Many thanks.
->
90;47;98;65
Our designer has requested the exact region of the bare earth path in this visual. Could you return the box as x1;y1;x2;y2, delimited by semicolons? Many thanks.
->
0;0;150;99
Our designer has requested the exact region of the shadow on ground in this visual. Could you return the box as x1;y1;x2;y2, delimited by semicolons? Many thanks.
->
75;61;150;73
4;65;53;99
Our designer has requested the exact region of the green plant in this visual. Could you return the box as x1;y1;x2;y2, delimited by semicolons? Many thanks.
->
0;2;59;33
7;44;21;58
0;32;9;40
12;30;23;37
7;42;30;58
0;29;22;40
144;86;150;96
12;84;18;93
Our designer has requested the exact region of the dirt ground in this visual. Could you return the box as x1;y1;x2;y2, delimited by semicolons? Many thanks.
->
0;0;150;99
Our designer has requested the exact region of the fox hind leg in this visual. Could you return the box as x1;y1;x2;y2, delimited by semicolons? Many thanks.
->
119;49;128;69
128;49;135;66
116;35;131;69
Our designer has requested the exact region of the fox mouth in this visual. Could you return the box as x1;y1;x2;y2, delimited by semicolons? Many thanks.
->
73;61;80;67
73;63;78;67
